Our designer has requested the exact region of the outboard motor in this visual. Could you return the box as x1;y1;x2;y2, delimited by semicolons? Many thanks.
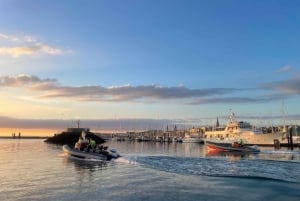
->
110;148;120;158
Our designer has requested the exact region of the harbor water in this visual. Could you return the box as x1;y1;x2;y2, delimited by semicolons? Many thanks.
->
1;139;300;201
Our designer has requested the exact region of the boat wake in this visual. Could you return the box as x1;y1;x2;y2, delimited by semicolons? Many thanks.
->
261;150;300;155
68;155;105;162
114;156;138;165
133;155;300;183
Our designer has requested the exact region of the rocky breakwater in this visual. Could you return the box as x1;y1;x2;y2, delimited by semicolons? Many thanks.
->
44;127;105;145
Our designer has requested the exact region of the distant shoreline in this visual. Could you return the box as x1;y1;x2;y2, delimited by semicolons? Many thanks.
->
0;136;48;139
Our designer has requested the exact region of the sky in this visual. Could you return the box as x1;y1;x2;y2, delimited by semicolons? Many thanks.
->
0;0;300;135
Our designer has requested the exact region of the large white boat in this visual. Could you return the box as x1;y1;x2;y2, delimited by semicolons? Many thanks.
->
203;113;300;147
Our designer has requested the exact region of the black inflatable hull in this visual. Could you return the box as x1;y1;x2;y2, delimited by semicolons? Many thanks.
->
63;144;120;161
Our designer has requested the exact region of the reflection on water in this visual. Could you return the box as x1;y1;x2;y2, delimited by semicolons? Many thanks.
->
102;140;300;161
206;148;300;161
63;156;110;171
259;152;300;161
1;139;300;201
206;149;255;160
103;141;207;157
59;141;300;171
61;141;300;183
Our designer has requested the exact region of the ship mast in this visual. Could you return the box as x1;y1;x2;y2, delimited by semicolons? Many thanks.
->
281;99;286;132
229;112;235;122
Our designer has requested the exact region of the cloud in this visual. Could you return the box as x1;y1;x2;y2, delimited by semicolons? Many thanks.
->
260;75;300;94
0;46;36;57
188;93;285;105
0;74;297;105
36;43;63;55
0;115;187;131
0;74;57;88
0;74;240;103
0;33;69;57
39;85;239;102
276;65;292;73
46;85;235;102
189;97;264;104
0;33;37;43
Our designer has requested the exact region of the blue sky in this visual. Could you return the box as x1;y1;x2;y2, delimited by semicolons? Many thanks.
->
0;0;300;132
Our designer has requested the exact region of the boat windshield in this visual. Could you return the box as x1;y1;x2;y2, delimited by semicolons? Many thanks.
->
238;121;252;129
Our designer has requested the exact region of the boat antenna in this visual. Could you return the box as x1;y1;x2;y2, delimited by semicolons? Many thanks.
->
216;117;220;127
229;111;235;122
281;99;286;132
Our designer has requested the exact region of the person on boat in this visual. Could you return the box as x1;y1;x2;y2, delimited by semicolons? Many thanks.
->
102;146;109;156
94;145;103;154
85;138;91;152
75;131;89;150
239;138;244;146
232;141;239;148
75;141;80;150
90;138;96;147
89;138;96;152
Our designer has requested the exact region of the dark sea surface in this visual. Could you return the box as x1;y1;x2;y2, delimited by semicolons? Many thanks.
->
0;139;300;201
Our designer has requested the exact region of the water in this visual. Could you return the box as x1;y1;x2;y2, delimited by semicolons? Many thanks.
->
1;139;300;201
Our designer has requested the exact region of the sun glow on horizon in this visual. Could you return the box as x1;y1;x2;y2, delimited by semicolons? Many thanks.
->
0;128;58;137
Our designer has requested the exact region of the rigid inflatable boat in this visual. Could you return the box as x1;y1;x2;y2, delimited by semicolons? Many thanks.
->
63;144;120;161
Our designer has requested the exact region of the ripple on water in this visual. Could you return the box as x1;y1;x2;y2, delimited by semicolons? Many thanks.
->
133;155;300;183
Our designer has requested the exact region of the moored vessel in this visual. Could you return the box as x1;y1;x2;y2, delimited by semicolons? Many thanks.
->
203;112;300;147
205;140;260;152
